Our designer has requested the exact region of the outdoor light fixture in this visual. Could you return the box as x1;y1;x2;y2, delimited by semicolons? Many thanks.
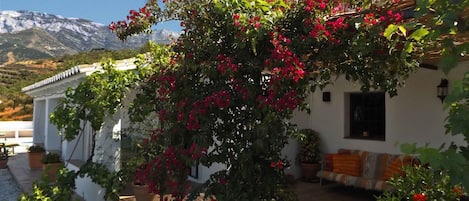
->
322;92;331;102
437;79;449;103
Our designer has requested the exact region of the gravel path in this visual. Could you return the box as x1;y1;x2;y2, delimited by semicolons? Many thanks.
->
0;169;22;201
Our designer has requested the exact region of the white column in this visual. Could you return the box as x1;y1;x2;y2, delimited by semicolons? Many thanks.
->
32;99;46;145
45;98;61;152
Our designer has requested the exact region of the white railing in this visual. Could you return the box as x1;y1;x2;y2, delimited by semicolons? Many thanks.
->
0;121;33;140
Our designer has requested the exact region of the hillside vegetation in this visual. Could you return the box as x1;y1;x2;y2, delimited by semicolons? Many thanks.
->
0;45;150;121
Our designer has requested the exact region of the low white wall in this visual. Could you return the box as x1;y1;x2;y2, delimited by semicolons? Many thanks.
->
0;121;33;131
189;162;226;183
291;63;469;155
0;121;33;140
67;163;105;201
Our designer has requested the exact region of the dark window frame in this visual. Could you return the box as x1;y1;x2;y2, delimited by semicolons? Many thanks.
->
345;92;386;141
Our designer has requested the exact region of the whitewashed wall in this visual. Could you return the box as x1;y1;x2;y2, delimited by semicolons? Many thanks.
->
67;163;106;201
93;112;122;171
290;62;469;156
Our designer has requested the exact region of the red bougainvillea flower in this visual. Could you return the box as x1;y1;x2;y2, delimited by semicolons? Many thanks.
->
413;193;427;201
270;160;284;169
453;186;464;197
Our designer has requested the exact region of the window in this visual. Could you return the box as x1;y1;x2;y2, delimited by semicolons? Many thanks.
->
346;92;385;141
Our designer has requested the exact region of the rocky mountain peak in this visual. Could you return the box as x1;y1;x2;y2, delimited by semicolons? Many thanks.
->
0;10;179;63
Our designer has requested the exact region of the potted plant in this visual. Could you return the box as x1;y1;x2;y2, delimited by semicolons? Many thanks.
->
121;136;157;201
42;152;63;182
296;128;321;182
28;145;45;169
0;143;8;169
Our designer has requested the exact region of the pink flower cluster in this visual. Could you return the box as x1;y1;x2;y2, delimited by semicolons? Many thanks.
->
216;54;238;75
413;193;426;201
305;17;348;45
270;160;284;169
304;0;328;12
233;13;241;27
270;34;305;83
233;79;250;100
249;16;262;29
156;74;176;98
232;13;262;29
135;144;207;199
364;10;403;27
186;91;231;130
109;6;152;31
258;89;302;111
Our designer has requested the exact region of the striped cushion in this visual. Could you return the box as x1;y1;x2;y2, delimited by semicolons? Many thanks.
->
325;152;351;171
324;154;334;171
361;152;392;179
332;154;361;176
381;156;413;180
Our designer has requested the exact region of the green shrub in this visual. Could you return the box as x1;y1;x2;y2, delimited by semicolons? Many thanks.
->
28;145;45;153
42;152;62;164
377;165;466;201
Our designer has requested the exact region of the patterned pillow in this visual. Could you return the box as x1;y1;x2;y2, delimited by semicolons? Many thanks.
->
332;154;361;176
361;153;392;179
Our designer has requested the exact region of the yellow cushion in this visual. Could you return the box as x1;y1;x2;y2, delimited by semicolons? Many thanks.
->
332;154;361;176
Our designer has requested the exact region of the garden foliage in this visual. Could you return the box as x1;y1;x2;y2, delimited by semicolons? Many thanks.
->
23;0;469;200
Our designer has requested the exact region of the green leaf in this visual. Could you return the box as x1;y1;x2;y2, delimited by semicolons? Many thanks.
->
400;143;417;154
384;24;399;40
416;147;442;167
409;28;429;41
398;26;407;37
415;0;431;18
404;42;413;53
444;80;463;104
439;54;459;74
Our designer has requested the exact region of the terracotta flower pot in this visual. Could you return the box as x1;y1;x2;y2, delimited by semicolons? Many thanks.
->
42;162;63;182
301;163;320;182
0;159;7;169
132;183;157;201
28;152;45;169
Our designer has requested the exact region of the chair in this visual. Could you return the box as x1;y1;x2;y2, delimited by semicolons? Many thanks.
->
0;143;8;158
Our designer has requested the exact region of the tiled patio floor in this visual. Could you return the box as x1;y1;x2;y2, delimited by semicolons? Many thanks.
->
8;152;381;201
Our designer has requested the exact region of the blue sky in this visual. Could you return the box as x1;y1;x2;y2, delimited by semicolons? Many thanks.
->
0;0;181;32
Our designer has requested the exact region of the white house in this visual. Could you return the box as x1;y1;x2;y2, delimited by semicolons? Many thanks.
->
280;61;469;179
23;56;469;200
21;58;227;200
22;59;138;201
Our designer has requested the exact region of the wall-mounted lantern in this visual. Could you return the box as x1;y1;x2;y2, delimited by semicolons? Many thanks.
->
437;79;449;103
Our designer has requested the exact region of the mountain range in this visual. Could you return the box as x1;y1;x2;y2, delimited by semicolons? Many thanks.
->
0;10;179;64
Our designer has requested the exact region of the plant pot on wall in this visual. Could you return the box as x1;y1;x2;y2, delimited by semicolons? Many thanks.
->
0;143;8;169
300;163;320;182
43;162;63;182
132;183;157;201
28;145;45;169
42;152;63;182
0;159;7;169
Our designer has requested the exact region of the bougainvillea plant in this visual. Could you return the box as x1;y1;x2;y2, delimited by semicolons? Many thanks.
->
32;0;466;201
110;0;451;200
